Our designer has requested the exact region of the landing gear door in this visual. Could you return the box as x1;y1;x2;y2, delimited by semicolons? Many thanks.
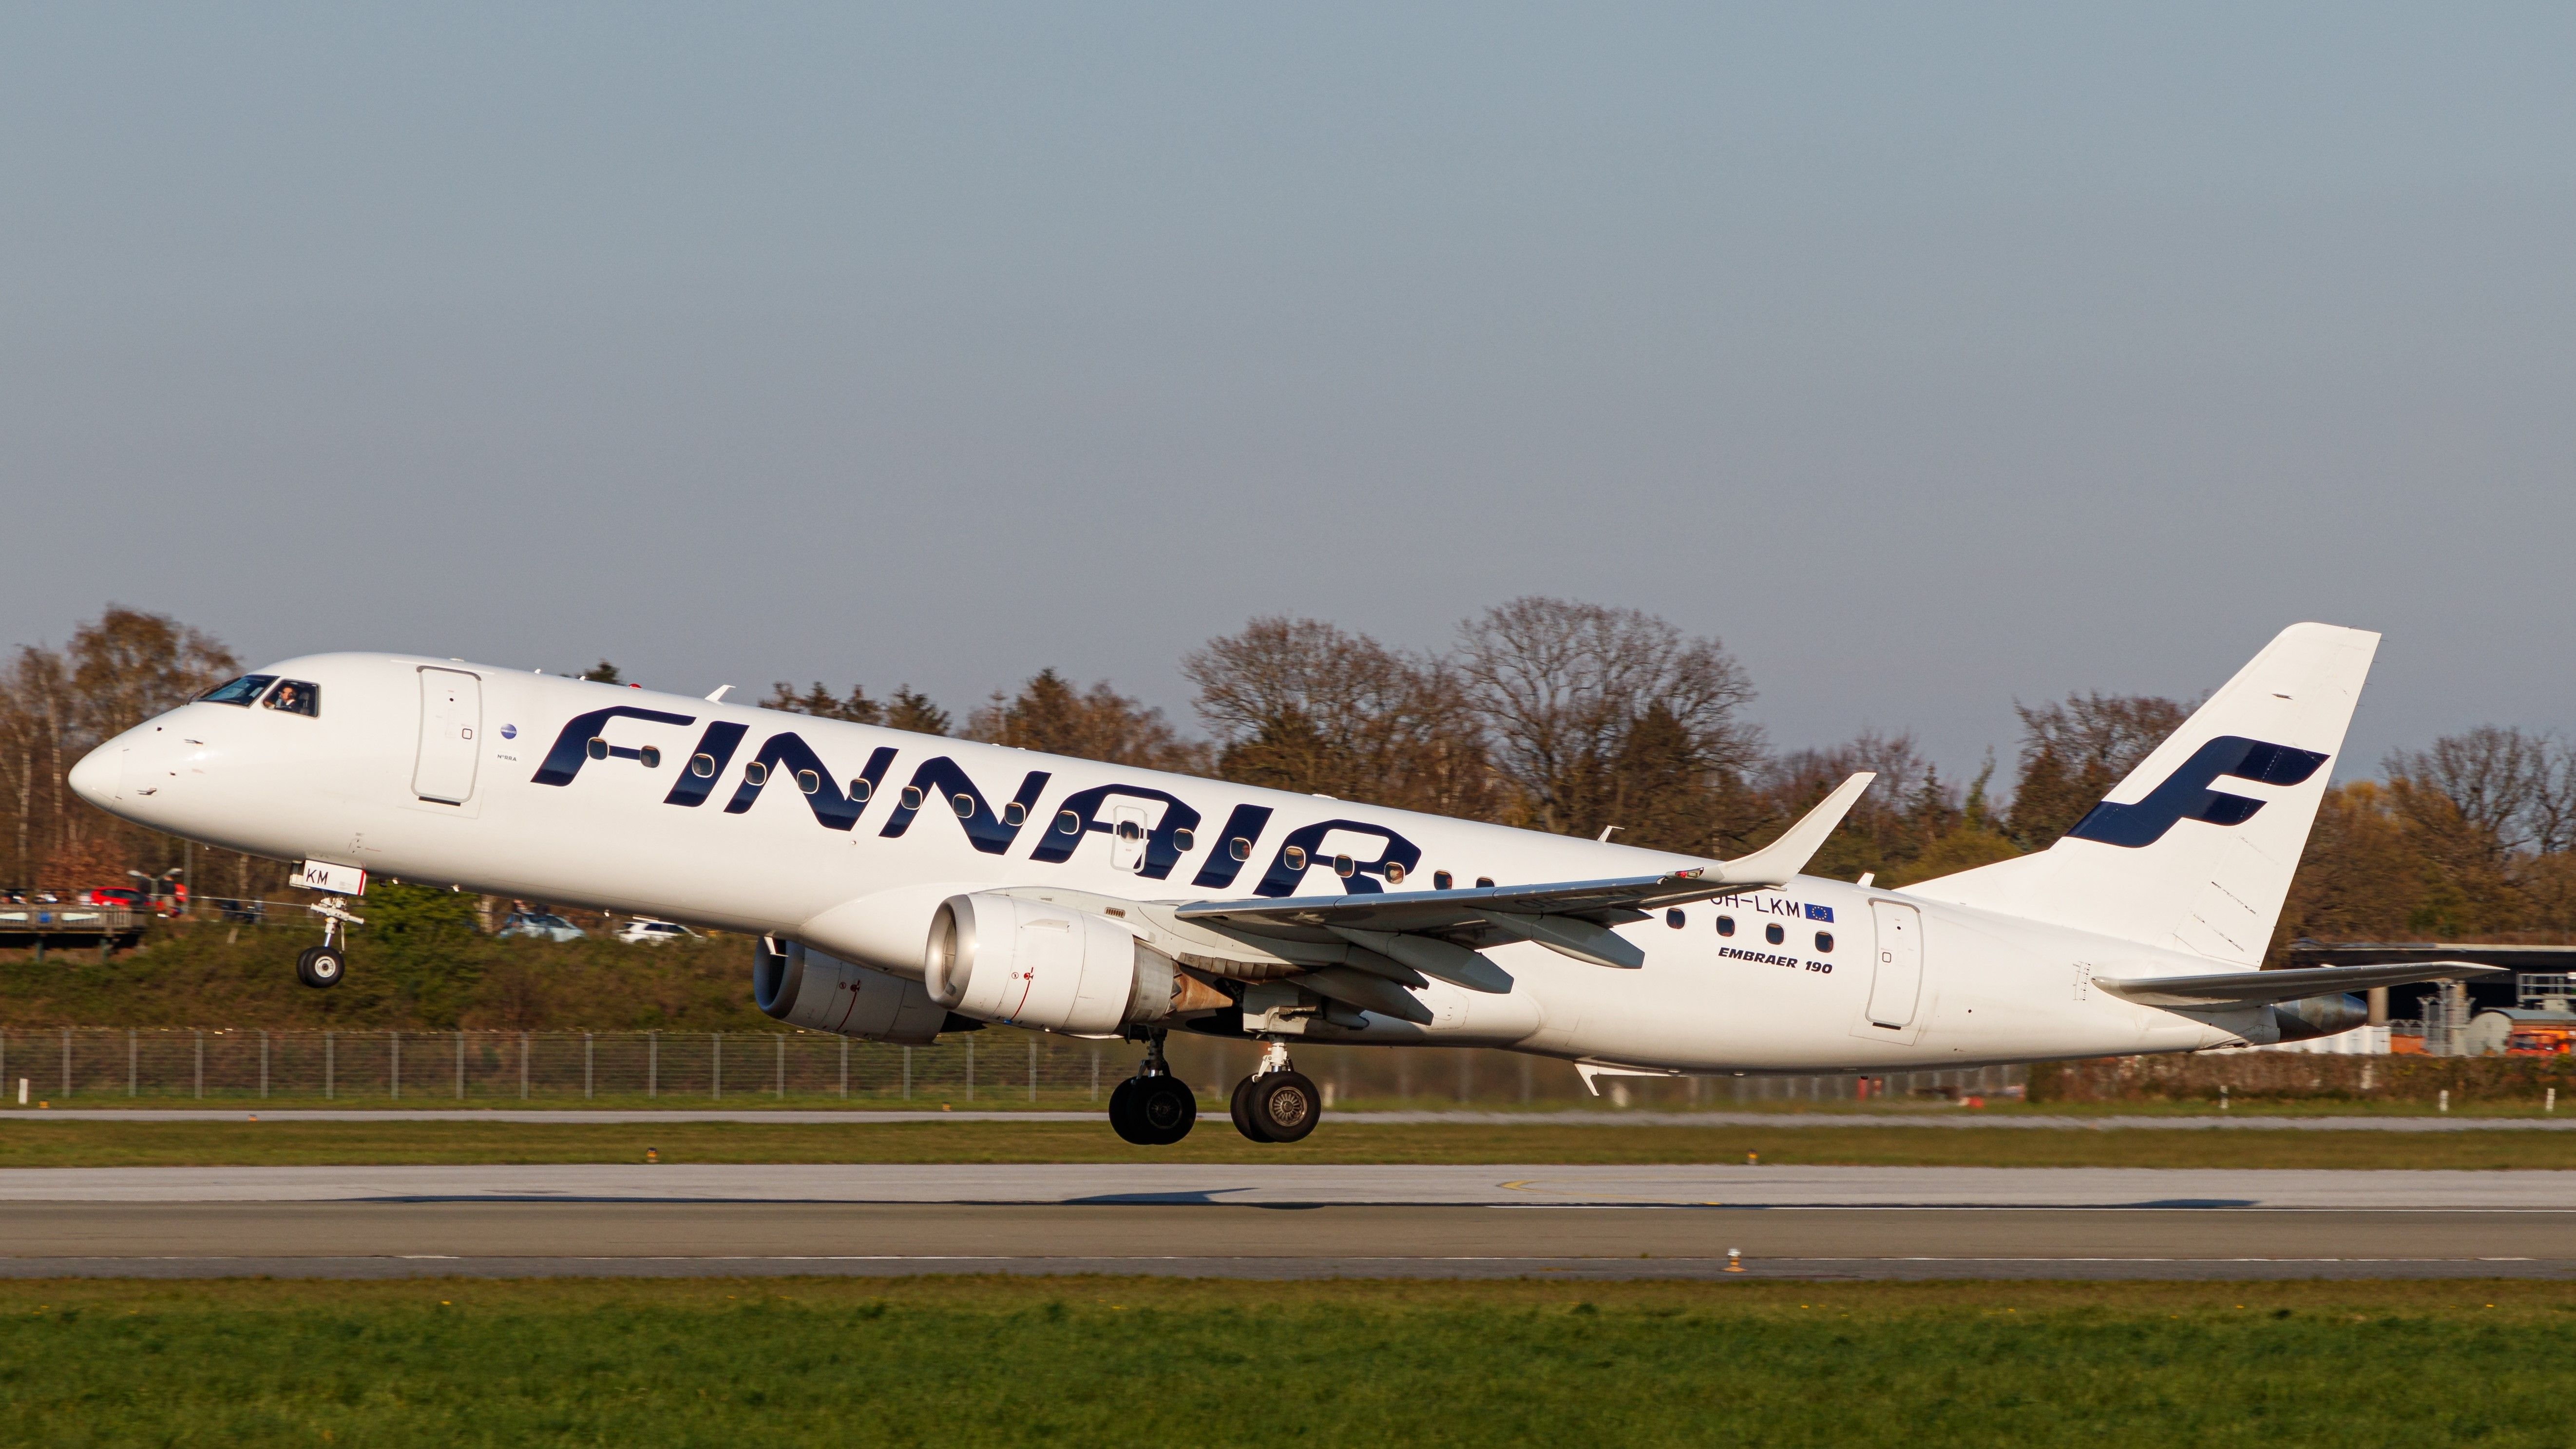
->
413;667;482;804
1863;900;1925;1033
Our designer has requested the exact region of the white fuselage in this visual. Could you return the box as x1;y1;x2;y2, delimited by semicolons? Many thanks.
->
76;652;2251;1072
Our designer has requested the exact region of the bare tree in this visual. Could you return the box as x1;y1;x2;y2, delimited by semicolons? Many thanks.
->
2004;693;2192;849
2385;726;2552;861
1185;618;1496;817
1453;597;1759;846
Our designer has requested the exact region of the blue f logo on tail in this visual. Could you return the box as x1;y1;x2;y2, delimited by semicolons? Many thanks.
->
2065;736;2328;849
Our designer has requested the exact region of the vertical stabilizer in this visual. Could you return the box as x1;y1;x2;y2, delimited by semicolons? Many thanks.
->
1908;623;2379;964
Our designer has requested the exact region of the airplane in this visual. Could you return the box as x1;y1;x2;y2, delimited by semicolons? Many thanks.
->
68;622;2493;1144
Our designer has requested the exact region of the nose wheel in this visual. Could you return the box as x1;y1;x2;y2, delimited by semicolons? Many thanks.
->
1108;1031;1198;1145
296;895;363;991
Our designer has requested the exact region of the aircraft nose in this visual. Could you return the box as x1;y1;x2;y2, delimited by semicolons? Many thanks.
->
66;744;116;807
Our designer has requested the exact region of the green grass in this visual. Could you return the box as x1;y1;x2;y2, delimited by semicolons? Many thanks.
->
0;1277;2568;1446
5;1118;2576;1168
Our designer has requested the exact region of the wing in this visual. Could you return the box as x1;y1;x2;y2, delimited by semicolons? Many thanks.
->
2094;960;2501;1008
1175;772;1876;980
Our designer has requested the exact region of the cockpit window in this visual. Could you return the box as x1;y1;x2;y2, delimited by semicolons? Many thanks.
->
198;675;278;706
263;680;321;717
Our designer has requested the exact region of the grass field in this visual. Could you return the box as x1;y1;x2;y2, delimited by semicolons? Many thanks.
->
0;1277;2566;1446
3;1118;2575;1169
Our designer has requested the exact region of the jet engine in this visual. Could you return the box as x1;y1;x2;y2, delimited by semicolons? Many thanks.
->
2268;991;2368;1044
923;892;1199;1035
753;938;953;1044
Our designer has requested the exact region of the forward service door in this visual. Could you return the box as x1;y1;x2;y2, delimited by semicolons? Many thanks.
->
1864;899;1924;1031
1109;802;1151;872
413;667;482;804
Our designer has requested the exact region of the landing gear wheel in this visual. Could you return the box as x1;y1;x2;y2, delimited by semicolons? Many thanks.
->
1246;1070;1321;1143
1108;1076;1150;1144
1132;1075;1197;1145
295;945;345;990
1230;1074;1273;1143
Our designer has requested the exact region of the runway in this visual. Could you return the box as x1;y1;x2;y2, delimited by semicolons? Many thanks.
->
1;1164;2568;1280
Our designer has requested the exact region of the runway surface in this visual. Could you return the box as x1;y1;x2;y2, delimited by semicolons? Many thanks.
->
1;1163;2568;1280
7;1107;2569;1130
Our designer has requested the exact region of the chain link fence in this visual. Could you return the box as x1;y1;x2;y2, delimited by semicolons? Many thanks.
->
0;1027;2022;1109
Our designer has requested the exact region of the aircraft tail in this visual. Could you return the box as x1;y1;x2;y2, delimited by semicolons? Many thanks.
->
1908;623;2380;965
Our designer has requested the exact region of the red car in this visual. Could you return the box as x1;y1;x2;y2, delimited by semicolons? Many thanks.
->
77;887;148;912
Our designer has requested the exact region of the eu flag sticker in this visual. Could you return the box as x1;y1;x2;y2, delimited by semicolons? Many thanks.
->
1805;903;1834;922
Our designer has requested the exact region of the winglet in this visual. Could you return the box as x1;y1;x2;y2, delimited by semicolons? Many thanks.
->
1713;773;1875;888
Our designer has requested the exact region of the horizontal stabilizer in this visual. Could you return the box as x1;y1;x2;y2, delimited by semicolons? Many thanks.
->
2095;960;2501;1008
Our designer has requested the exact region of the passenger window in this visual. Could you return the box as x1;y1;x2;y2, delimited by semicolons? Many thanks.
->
1284;846;1307;870
1666;909;1686;929
953;794;975;819
1433;871;1453;891
899;785;922;809
848;777;871;801
1384;861;1405;884
638;746;661;769
1765;923;1785;945
587;738;610;761
1057;810;1081;834
198;675;277;706
1334;854;1355;877
1004;801;1027;827
690;754;715;778
1815;931;1834;953
1172;828;1195;853
1716;915;1735;936
262;680;320;717
1229;837;1251;860
1475;877;1494;889
796;769;821;794
744;762;769;786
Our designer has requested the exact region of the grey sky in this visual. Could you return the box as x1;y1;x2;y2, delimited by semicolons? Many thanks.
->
5;4;2569;782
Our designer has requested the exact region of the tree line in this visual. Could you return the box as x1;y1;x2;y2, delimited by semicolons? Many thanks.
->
7;601;2573;954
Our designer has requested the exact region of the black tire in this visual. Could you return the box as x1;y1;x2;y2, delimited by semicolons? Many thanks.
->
1229;1074;1272;1143
1134;1075;1197;1145
1248;1070;1321;1143
304;946;345;989
1108;1076;1150;1144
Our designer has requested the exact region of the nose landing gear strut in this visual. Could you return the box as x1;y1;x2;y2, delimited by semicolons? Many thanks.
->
295;896;363;989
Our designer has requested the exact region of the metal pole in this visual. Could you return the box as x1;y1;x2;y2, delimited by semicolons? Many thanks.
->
456;1032;464;1100
775;1034;785;1098
61;1027;71;1097
519;1033;529;1100
193;1030;203;1100
128;1030;136;1098
649;1031;658;1099
966;1034;974;1104
584;1033;593;1100
324;1031;334;1101
260;1030;268;1099
391;1032;401;1100
712;1033;721;1100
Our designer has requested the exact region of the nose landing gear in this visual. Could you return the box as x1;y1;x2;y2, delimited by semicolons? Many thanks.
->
1108;1030;1198;1145
295;896;364;991
1230;1040;1322;1143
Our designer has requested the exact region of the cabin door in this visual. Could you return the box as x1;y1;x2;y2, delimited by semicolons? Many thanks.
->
413;667;482;804
1864;900;1925;1030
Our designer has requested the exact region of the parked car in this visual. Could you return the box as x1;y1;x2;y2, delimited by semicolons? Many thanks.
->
78;887;148;911
614;918;700;945
496;910;587;942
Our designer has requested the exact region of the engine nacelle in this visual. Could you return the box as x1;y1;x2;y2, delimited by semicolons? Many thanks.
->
2269;991;2368;1044
923;892;1186;1035
753;938;951;1044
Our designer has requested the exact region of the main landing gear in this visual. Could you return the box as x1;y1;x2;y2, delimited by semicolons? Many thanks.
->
1108;1031;1199;1145
295;896;364;990
1229;1041;1322;1144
